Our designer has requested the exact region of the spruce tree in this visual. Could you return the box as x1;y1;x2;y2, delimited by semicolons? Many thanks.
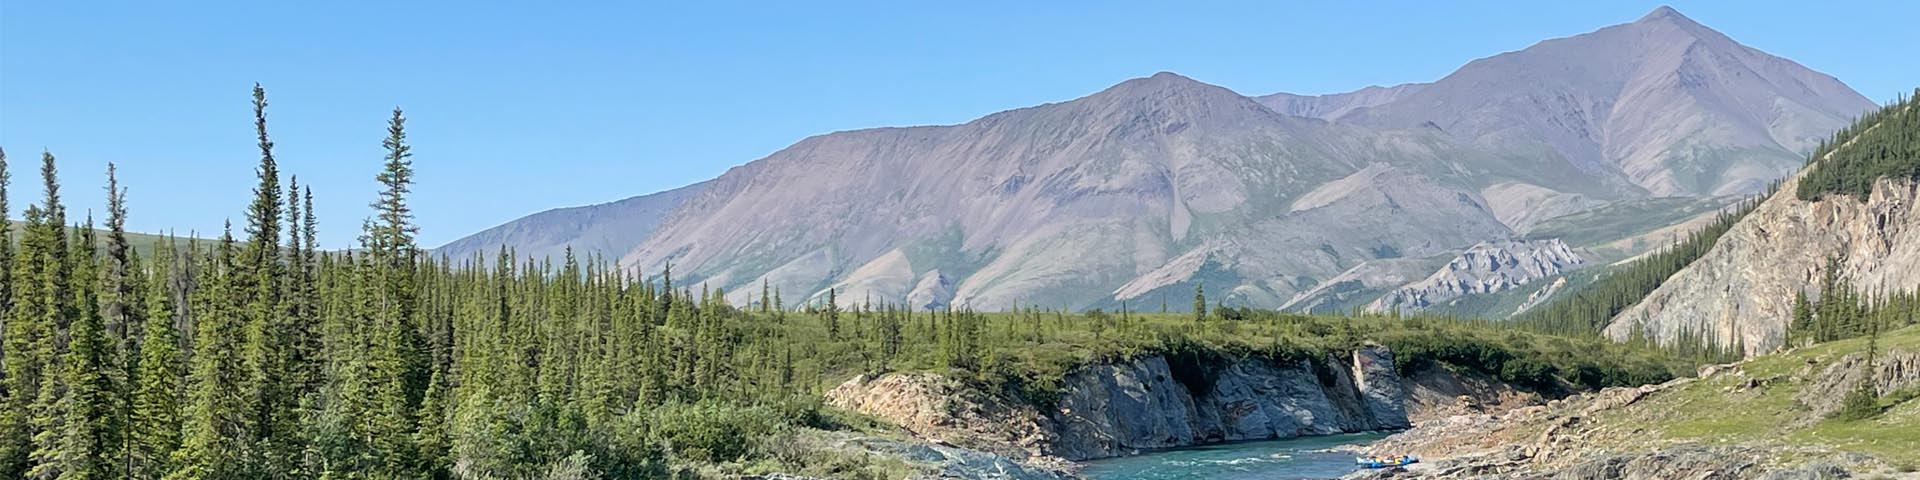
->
362;107;425;477
1193;284;1207;323
168;223;249;480
19;151;74;480
101;164;141;478
826;288;840;341
130;241;182;480
236;84;299;477
53;237;116;479
0;147;28;479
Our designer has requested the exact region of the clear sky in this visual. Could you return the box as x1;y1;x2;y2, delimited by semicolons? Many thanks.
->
2;1;1915;248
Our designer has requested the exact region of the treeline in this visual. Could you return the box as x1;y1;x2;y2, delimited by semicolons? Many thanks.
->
1798;89;1920;201
1508;190;1768;342
1787;257;1920;347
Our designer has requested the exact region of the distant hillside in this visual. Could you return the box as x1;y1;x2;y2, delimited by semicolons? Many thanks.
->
433;181;708;263
6;220;195;251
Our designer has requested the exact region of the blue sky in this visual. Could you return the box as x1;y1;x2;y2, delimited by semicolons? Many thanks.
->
2;1;1915;247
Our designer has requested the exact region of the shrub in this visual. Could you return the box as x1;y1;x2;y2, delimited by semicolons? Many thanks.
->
1499;358;1556;391
648;402;785;463
1831;384;1882;421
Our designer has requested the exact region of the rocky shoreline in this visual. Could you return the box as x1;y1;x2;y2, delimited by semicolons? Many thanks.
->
1340;354;1918;479
815;342;1920;479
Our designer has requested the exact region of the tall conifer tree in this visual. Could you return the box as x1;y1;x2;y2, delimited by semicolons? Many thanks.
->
130;240;181;480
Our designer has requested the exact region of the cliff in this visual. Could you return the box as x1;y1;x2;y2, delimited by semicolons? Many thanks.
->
1049;346;1411;459
1605;175;1920;355
1369;239;1585;313
827;345;1417;463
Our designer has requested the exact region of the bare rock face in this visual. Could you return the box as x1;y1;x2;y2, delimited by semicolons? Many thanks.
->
905;270;955;311
1512;276;1571;316
1606;175;1920;356
1401;364;1544;422
1046;344;1412;460
823;373;1060;461
1353;344;1412;426
830;345;1414;463
1796;349;1920;420
1280;256;1453;314
1370;239;1585;313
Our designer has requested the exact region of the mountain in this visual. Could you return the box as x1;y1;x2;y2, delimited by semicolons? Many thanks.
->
621;72;1600;309
1605;95;1919;356
1332;6;1875;198
442;7;1875;313
434;181;708;263
1254;83;1429;120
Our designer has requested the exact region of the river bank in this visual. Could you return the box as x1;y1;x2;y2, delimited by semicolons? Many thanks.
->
818;342;1570;478
1340;330;1920;479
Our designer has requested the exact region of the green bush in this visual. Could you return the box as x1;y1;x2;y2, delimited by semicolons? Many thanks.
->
1499;358;1556;391
648;402;786;463
1831;384;1882;421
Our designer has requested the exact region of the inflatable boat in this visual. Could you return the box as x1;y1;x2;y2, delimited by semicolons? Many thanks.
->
1355;455;1418;469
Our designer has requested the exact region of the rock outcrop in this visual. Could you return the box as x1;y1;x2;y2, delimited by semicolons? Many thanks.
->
1050;347;1410;460
1606;174;1920;356
829;345;1414;463
1370;240;1585;313
823;373;1060;461
1797;349;1920;420
1401;364;1543;422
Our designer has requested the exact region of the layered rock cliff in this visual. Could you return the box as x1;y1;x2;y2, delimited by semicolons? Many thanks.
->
1369;240;1585;313
827;345;1413;463
1050;346;1411;459
1604;174;1920;355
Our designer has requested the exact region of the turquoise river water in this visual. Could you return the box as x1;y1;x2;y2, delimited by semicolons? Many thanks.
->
1079;432;1393;480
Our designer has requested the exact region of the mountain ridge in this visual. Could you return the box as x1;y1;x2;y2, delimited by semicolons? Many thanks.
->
438;7;1875;313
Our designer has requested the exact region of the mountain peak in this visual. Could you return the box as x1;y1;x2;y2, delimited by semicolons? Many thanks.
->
1117;71;1208;89
1634;5;1705;29
1080;71;1253;110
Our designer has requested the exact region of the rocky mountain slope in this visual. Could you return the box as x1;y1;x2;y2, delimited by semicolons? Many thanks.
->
440;7;1873;313
1333;6;1875;198
434;181;707;262
1606;99;1918;356
1369;239;1586;314
624;73;1564;309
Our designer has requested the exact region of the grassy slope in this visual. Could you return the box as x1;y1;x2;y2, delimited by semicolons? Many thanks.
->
1524;196;1739;254
1585;324;1920;469
7;220;195;250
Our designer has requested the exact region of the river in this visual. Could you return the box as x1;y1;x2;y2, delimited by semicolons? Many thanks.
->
1078;432;1392;480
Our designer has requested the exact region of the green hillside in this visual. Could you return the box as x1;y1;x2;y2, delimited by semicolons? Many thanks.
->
1589;324;1920;469
1798;90;1920;201
6;220;193;250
